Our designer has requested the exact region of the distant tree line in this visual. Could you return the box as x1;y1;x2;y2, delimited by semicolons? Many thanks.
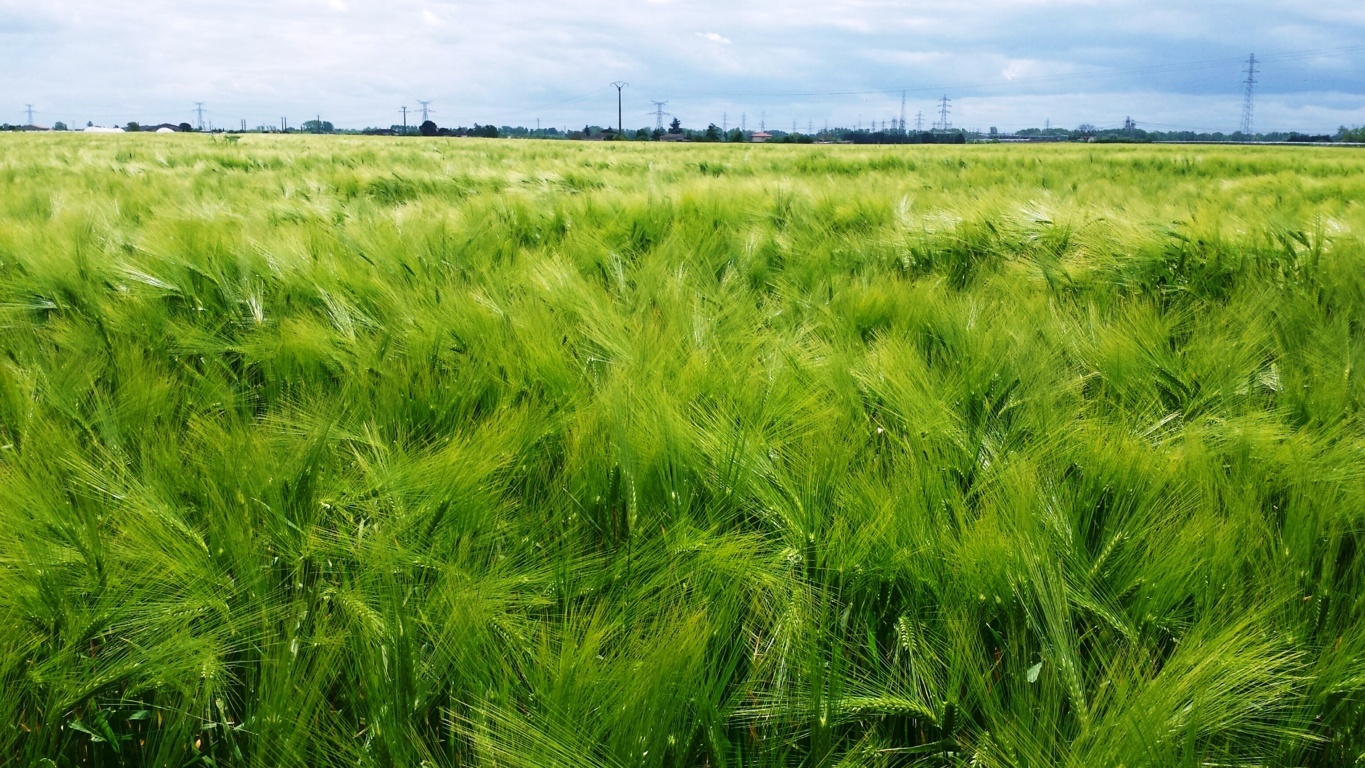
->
7;118;1364;144
844;130;968;145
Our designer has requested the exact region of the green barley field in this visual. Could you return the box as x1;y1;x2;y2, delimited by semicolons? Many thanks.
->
2;134;1363;767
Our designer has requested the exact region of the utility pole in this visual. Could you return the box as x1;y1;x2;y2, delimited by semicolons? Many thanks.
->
241;119;247;132
1045;118;1051;133
723;112;728;132
417;100;432;124
741;112;746;131
899;90;908;134
937;95;952;131
25;104;34;126
401;106;408;135
611;82;628;135
316;114;322;134
1240;53;1258;136
282;117;288;132
194;102;206;132
651;101;669;132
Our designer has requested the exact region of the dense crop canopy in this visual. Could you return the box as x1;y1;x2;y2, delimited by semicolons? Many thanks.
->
1;135;1363;767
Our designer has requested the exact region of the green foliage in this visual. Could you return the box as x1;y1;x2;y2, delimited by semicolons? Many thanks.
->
1;135;1364;768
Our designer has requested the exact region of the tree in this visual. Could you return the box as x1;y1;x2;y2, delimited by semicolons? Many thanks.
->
634;128;652;140
178;123;193;133
301;119;335;134
126;122;141;132
419;120;438;137
669;117;682;133
52;122;68;131
703;123;722;142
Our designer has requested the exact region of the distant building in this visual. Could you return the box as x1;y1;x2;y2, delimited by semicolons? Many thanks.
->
659;132;688;142
83;126;126;133
750;131;773;143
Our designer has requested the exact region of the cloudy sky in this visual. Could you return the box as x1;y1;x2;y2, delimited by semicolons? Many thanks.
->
3;0;1363;133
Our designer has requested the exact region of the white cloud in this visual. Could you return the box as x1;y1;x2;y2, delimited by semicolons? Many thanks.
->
1;0;1362;132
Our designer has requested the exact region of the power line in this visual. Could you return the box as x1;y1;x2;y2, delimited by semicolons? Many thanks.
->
661;43;1365;101
1241;53;1259;135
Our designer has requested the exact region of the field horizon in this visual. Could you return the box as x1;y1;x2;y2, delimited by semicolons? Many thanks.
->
2;135;1362;767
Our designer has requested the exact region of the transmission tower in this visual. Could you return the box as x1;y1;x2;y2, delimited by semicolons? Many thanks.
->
25;104;34;126
899;90;908;134
1240;53;1258;136
417;100;432;123
937;95;952;131
194;102;206;132
915;112;924;132
651;101;669;131
741;112;747;131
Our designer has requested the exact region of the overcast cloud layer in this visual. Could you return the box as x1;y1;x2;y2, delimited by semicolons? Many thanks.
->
2;0;1363;133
